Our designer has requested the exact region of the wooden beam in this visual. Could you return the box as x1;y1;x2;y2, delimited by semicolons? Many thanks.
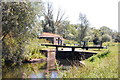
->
41;44;106;50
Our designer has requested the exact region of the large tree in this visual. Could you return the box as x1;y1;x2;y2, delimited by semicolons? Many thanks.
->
77;13;89;43
2;2;43;41
42;2;66;34
2;1;44;63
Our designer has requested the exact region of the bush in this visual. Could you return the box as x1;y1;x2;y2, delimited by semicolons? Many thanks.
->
2;35;49;64
93;37;101;45
23;38;49;60
2;34;25;64
101;34;112;42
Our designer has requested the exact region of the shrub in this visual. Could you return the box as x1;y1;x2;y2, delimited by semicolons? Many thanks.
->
23;38;49;60
2;35;24;64
93;37;101;45
2;35;49;64
101;34;112;42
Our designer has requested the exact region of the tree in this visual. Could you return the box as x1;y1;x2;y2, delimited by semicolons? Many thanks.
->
78;13;89;43
42;2;55;33
100;26;113;36
64;24;79;40
92;28;102;45
56;21;70;38
2;2;43;40
2;1;44;63
114;32;120;42
101;34;112;42
42;2;67;34
93;37;101;45
54;8;67;34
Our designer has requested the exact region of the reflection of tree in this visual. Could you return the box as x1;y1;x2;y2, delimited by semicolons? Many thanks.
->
2;62;46;78
25;62;46;78
2;64;25;78
44;70;50;78
3;59;60;78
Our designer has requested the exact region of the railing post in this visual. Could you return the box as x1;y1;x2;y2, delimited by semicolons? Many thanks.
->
72;47;75;52
86;47;88;50
100;41;102;47
56;46;58;52
83;41;86;47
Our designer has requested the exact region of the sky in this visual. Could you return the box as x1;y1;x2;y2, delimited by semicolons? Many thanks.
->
43;0;119;31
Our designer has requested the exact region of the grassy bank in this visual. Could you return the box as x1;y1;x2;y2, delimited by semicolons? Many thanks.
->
62;42;118;78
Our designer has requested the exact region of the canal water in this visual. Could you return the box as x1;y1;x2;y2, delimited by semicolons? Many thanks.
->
2;49;96;78
2;59;73;78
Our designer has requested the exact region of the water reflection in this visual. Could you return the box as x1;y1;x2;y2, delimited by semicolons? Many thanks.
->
2;59;59;78
2;59;77;78
50;71;58;78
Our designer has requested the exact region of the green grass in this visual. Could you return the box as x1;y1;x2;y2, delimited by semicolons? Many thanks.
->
62;42;118;78
64;40;79;46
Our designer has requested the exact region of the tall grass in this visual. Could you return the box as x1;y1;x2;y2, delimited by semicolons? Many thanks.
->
62;43;118;78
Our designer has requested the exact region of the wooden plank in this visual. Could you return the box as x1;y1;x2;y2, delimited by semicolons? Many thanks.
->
41;44;105;49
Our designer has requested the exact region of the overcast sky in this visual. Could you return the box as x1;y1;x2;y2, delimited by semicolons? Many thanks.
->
43;0;119;31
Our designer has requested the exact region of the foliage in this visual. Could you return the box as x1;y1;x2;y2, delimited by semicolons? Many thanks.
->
57;21;71;39
3;34;24;63
83;36;93;42
42;2;55;33
100;26;113;36
3;62;46;78
93;37;101;45
23;38;48;60
114;32;120;42
2;1;44;64
2;2;43;40
101;34;112;42
77;13;89;43
42;2;67;34
65;24;78;40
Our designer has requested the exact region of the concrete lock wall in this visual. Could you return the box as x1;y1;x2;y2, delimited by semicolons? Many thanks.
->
56;51;97;60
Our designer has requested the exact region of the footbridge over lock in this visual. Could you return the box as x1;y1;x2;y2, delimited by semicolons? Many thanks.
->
40;44;107;60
